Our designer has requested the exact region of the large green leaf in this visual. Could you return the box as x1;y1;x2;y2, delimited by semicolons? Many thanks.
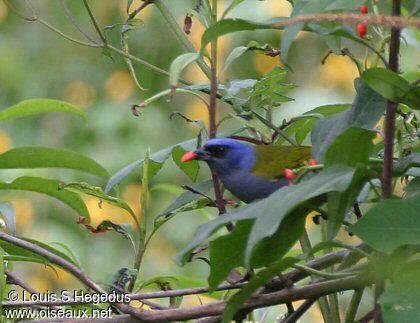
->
222;257;299;323
208;221;251;290
104;139;198;194
323;127;375;239
380;263;420;323
177;165;355;265
351;195;420;253
243;166;355;265
171;146;199;181
0;147;108;178
362;68;420;109
311;78;386;161
0;176;89;220
324;127;376;168
208;209;306;290
0;99;86;122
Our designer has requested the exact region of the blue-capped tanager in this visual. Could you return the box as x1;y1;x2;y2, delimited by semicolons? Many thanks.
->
181;138;311;203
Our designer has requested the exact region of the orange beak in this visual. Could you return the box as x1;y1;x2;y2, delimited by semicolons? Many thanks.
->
181;151;197;162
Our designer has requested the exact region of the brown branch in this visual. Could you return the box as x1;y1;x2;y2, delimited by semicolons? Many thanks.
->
0;232;105;293
5;269;39;295
382;1;402;199
2;248;350;308
26;316;138;323
272;12;420;29
124;274;373;322
0;232;144;320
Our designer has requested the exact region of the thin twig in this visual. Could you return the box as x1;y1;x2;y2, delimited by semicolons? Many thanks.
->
60;0;97;43
82;0;107;44
279;298;318;323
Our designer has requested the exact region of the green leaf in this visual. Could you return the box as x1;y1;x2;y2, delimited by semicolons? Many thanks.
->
281;22;305;64
208;221;251;290
221;42;278;74
251;207;307;267
0;176;89;220
61;182;136;223
405;178;420;197
0;202;15;236
222;46;249;73
311;78;386;162
281;104;350;145
248;66;295;109
0;99;86;122
362;68;420;109
209;208;306;290
169;53;200;87
201;19;275;51
105;139;198;194
172;146;199;181
0;237;78;266
244;166;355;266
324;127;376;168
326;166;369;240
221;0;246;18
351;195;420;253
0;147;109;178
393;154;420;176
176;165;355;265
380;262;420;323
222;257;298;323
155;180;214;228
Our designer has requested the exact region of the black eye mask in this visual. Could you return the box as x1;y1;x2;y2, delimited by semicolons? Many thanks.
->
204;146;228;158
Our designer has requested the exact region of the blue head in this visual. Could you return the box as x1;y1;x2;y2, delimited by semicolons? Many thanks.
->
182;138;256;176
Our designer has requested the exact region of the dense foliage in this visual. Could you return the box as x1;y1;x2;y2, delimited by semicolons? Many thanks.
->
0;0;419;322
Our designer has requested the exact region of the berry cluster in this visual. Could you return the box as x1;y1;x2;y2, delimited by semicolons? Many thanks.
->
357;5;368;38
284;159;318;186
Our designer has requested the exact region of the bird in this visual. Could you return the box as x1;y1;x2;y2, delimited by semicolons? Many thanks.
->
181;138;312;203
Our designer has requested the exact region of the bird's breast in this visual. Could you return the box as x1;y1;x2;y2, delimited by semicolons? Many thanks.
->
219;171;287;203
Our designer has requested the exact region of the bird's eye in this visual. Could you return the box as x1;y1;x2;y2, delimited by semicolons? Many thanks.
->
205;146;227;158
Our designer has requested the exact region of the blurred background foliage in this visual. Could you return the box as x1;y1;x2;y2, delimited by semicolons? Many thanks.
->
0;0;418;320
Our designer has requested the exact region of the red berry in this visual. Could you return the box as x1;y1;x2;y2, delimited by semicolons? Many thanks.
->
360;5;368;14
357;23;367;38
284;168;296;180
308;159;318;166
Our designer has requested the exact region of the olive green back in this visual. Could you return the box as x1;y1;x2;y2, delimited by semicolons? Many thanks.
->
252;145;311;179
